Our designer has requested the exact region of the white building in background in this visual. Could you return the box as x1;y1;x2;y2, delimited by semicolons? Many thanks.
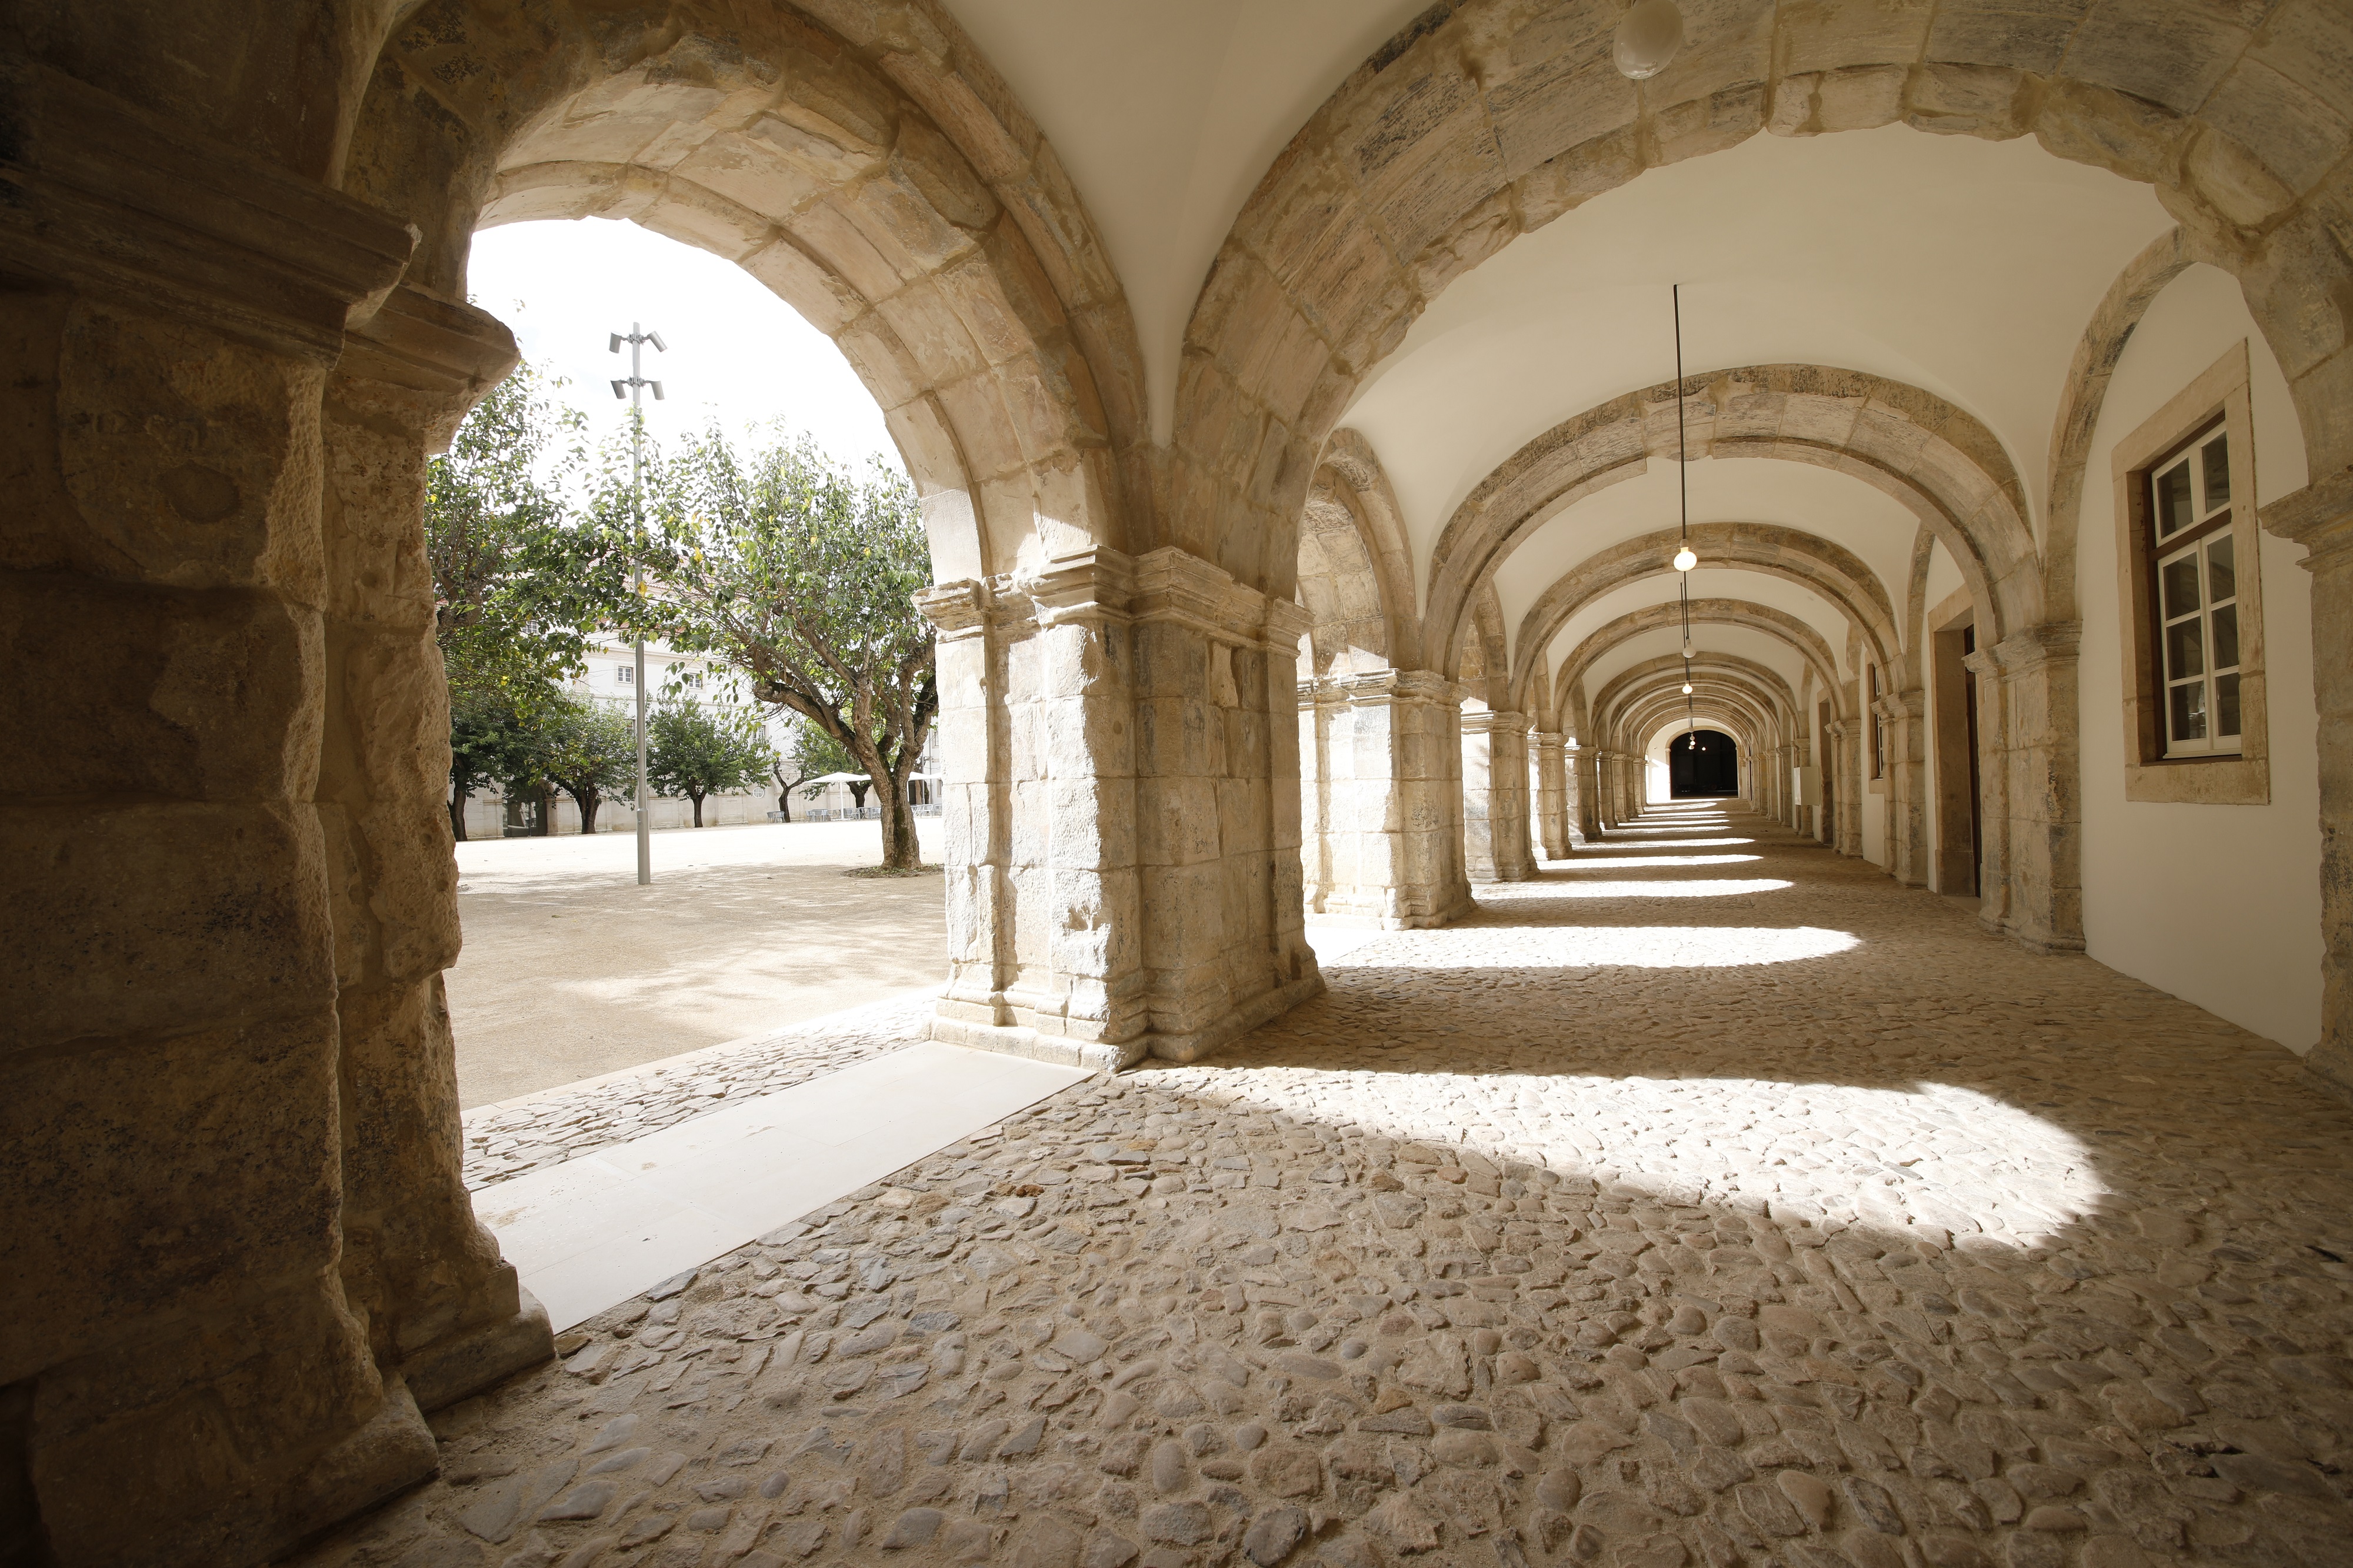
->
461;640;936;838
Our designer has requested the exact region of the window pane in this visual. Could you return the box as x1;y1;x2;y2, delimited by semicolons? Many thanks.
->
2201;433;2230;512
2207;534;2235;602
2161;553;2202;619
2211;603;2239;670
2166;618;2205;679
2155;459;2195;536
2171;680;2208;742
2217;672;2241;738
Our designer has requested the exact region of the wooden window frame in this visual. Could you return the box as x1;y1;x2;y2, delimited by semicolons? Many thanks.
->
2109;342;2270;805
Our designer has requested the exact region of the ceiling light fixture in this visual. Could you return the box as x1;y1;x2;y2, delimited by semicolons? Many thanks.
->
1613;0;1685;80
1674;545;1698;572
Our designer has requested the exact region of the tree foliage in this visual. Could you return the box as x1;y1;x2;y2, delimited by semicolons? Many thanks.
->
532;697;638;835
648;700;775;826
634;428;935;868
447;683;539;840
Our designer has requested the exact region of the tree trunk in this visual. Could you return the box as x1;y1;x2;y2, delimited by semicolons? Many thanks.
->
534;784;552;836
848;780;870;810
449;790;469;842
691;791;705;827
576;790;599;835
775;787;792;822
878;776;921;869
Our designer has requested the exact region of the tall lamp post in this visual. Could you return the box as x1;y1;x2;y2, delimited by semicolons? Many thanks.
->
610;323;665;887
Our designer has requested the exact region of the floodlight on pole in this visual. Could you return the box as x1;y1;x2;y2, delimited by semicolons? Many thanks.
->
610;321;666;888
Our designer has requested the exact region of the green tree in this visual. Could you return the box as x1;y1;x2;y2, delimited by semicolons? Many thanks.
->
532;696;637;835
426;357;610;692
635;428;936;869
648;699;775;826
429;355;629;835
447;682;541;840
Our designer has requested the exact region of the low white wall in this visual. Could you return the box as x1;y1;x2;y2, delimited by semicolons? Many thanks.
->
2075;263;2320;1052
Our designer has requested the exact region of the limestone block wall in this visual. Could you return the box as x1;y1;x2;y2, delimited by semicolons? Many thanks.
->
1299;670;1473;928
922;549;1322;1070
1532;731;1569;858
0;69;534;1563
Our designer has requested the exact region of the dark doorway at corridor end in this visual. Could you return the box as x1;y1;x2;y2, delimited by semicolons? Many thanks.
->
1669;728;1738;797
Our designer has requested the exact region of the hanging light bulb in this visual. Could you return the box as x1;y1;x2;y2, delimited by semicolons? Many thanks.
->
1682;681;1694;695
1613;0;1685;80
1673;545;1698;572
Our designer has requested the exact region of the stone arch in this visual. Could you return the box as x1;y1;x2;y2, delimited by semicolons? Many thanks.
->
1298;433;1419;677
2044;226;2201;618
1509;521;1899;709
1556;598;1849;732
1317;428;1424;669
1427;365;2033;680
346;0;1151;580
1168;0;2353;595
1460;580;1512;709
1594;653;1798;744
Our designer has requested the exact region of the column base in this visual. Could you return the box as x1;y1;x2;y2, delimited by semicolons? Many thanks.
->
2303;1038;2353;1106
269;1380;438;1563
398;1276;555;1412
929;969;1329;1071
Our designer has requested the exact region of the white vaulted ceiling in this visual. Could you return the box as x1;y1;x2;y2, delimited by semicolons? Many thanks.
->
944;0;1432;445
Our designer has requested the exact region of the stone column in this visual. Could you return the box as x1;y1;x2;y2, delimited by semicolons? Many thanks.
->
1572;743;1609;843
920;548;1323;1069
0;69;438;1563
1462;709;1537;882
1299;670;1473;928
322;286;553;1411
1826;720;1861;856
2264;475;2353;1096
1985;625;2084;953
1881;687;1930;886
1531;731;1569;859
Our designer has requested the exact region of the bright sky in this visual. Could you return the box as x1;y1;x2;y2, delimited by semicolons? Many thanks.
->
466;218;901;473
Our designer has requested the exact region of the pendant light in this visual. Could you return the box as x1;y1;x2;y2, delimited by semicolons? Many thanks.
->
1671;284;1697;738
1614;0;1685;80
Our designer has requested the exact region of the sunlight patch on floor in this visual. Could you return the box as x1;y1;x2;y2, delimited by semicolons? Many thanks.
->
1391;925;1860;967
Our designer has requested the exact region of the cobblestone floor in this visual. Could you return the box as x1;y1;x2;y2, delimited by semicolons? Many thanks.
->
299;805;2353;1568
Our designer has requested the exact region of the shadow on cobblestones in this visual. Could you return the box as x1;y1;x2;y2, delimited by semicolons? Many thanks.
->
295;809;2353;1568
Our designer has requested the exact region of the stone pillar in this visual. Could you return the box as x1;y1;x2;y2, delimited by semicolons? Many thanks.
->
322;286;554;1410
921;548;1322;1069
1826;720;1861;856
0;68;439;1563
1985;625;2084;953
1531;731;1569;859
1565;741;1592;843
1881;687;1930;887
2264;475;2353;1096
1298;670;1472;928
1461;709;1536;882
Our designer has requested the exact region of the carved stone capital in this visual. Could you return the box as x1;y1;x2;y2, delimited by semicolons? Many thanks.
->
0;65;415;361
1460;708;1530;738
2262;465;2353;572
1992;621;2081;678
336;285;521;451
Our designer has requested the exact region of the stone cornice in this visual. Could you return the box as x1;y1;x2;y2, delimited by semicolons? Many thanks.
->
1298;668;1458;707
335;285;522;450
1992;621;2081;676
2262;466;2353;571
0;66;416;361
928;547;1309;652
1461;709;1530;737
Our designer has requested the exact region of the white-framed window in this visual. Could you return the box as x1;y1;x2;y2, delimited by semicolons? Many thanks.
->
2149;424;2241;758
615;664;634;687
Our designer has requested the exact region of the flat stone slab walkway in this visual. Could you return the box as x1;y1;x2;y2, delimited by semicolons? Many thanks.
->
299;806;2353;1568
482;1042;1092;1333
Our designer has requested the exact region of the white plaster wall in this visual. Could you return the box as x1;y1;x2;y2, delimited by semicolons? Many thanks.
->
2076;263;2319;1051
1861;743;1889;869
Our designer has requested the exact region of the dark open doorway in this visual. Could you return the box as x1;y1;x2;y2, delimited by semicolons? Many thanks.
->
1669;729;1739;797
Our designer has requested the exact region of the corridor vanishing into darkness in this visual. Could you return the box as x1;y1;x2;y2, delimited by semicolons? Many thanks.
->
304;806;2353;1568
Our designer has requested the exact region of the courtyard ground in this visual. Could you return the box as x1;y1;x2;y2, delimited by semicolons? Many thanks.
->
450;819;947;1109
308;804;2353;1568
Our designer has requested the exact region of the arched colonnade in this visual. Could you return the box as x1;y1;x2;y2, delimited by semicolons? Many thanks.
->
11;0;2353;1558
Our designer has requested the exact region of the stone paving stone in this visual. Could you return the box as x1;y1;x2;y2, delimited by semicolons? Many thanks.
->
462;993;938;1192
294;812;2353;1568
